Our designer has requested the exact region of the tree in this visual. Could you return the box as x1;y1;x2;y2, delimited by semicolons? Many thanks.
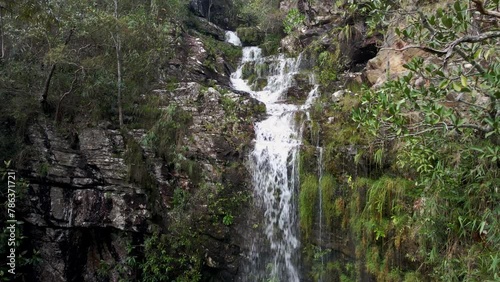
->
350;0;499;280
111;0;124;128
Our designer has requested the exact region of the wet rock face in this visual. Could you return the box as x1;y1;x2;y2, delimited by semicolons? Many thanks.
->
189;0;238;29
285;73;313;103
148;83;265;280
164;34;233;86
187;16;226;41
23;119;149;281
152;82;265;163
22;79;265;281
26;121;150;232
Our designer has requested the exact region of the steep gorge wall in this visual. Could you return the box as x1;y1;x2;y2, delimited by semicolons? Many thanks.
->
14;18;266;280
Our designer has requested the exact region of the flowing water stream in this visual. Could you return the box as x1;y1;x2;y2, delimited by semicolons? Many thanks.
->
229;39;320;281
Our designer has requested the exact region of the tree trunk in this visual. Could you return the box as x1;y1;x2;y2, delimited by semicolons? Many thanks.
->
114;0;124;128
208;0;212;22
1;7;4;59
40;29;74;108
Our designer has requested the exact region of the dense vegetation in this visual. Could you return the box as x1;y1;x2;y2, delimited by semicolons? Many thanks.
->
298;0;499;281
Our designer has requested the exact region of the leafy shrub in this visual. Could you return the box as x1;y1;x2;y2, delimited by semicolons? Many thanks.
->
283;8;305;34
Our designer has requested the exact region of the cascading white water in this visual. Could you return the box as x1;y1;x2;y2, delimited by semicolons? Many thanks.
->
231;44;320;281
225;31;242;46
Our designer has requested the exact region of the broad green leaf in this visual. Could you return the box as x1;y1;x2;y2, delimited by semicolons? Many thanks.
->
452;82;462;91
442;17;453;28
473;49;482;59
460;75;467;87
435;70;445;77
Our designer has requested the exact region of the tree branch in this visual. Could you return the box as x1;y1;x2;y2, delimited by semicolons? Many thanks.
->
444;31;500;61
380;45;446;55
55;69;80;124
385;31;500;64
415;12;490;74
471;0;500;19
380;122;492;140
40;28;74;108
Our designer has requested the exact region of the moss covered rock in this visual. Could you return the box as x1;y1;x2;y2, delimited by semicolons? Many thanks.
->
236;27;265;46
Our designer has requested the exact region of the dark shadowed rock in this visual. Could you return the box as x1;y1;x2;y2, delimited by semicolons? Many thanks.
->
189;0;238;30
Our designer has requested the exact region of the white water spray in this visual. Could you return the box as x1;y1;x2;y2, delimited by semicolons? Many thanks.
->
231;42;320;281
225;31;242;46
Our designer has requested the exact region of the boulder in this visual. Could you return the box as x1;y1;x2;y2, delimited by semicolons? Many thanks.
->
281;35;302;55
187;16;226;41
236;27;265;46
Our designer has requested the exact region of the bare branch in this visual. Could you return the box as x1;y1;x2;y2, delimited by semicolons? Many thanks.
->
385;31;500;62
55;68;81;124
418;11;486;74
471;0;500;19
444;31;500;60
379;122;492;140
380;45;446;55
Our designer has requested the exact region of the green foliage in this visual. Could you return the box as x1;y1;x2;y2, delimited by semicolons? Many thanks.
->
283;8;305;34
319;174;338;230
222;214;234;226
335;0;393;36
238;0;283;34
260;34;282;56
141;229;202;282
199;34;242;70
173;187;189;210
299;173;318;240
0;82;40;165
316;48;342;86
124;137;155;190
204;182;250;226
343;176;414;281
346;0;500;280
1;0;187;131
143;104;192;162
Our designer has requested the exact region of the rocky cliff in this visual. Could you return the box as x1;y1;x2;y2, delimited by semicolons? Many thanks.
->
16;23;265;280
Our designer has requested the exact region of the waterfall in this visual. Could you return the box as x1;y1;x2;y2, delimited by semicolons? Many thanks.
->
225;31;242;46
231;40;320;281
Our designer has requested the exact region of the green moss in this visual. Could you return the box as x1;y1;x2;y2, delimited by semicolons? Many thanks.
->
247;73;257;86
143;104;192;162
320;173;338;230
124;137;155;190
200;34;243;70
299;173;319;240
220;95;237;114
236;27;264;45
342;176;415;281
253;102;266;115
255;62;269;77
259;34;282;56
300;145;318;175
241;63;254;79
253;77;268;91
